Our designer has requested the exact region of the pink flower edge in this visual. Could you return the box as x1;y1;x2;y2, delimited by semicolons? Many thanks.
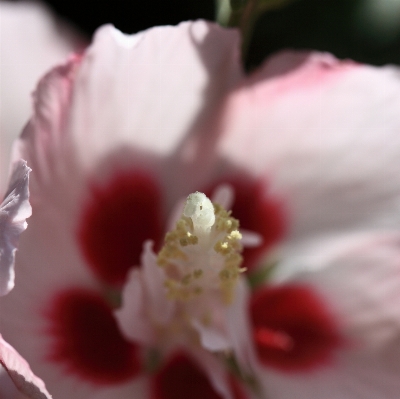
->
0;334;52;399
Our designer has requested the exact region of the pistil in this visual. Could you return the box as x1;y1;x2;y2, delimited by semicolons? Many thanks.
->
157;192;246;304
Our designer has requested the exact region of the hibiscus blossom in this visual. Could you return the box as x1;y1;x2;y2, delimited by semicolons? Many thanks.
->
1;19;400;399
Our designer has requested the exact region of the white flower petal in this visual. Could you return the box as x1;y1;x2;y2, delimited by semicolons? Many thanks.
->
192;319;231;352
219;51;400;244
227;278;256;373
65;22;241;202
141;241;174;325
115;269;156;346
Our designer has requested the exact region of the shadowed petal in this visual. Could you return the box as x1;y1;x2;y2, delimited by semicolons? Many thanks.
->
0;160;31;296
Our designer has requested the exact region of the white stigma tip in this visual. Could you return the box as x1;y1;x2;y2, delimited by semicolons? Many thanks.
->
183;192;215;230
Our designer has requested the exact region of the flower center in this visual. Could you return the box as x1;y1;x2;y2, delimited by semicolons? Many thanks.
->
157;192;245;305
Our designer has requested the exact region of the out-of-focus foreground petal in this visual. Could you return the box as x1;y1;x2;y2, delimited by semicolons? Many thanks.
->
0;160;31;296
0;0;84;195
0;334;51;399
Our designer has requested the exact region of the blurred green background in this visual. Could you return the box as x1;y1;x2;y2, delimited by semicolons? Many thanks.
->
39;0;400;70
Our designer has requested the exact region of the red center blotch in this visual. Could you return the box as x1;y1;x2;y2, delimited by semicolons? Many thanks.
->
77;171;163;286
151;352;247;399
46;288;142;384
205;178;287;270
250;285;342;372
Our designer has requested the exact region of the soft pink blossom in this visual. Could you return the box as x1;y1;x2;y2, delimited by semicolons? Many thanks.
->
1;19;400;399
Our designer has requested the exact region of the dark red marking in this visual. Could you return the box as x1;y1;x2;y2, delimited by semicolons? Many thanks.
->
46;288;141;384
78;171;163;286
250;285;342;372
151;352;247;399
206;178;287;270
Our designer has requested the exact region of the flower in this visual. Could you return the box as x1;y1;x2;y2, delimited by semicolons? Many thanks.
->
1;19;400;399
0;160;51;399
0;0;84;196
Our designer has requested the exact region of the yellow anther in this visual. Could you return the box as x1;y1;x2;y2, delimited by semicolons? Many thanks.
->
228;230;242;240
214;241;231;255
157;192;244;305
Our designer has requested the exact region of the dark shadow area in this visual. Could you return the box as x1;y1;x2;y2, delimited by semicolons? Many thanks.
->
40;0;215;35
246;0;400;71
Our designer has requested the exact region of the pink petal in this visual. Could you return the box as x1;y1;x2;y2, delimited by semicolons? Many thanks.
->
255;232;400;398
115;240;174;345
0;335;51;399
226;279;256;373
63;22;242;203
218;51;400;246
0;160;31;296
191;319;231;352
141;241;174;326
0;0;84;195
274;232;400;350
115;268;157;346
